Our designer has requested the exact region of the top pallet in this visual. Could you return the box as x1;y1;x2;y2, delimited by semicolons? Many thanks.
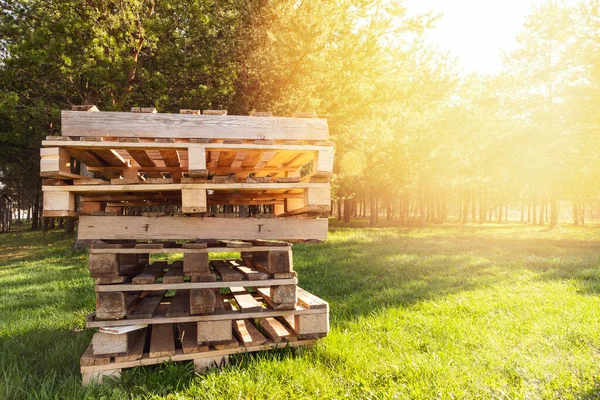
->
61;110;329;141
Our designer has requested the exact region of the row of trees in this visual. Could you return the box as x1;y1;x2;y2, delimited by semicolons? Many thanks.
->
0;0;598;229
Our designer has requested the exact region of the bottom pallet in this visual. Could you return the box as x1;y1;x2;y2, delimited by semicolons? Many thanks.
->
81;339;315;385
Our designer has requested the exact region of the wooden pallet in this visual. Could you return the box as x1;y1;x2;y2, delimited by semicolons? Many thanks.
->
41;139;333;181
81;318;318;385
88;286;328;327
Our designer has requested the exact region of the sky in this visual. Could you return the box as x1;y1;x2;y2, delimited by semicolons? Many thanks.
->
404;0;547;75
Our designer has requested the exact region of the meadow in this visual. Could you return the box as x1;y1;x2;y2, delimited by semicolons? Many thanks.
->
2;221;600;399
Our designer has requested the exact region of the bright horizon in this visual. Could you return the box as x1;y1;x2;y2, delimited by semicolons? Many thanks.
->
405;0;568;75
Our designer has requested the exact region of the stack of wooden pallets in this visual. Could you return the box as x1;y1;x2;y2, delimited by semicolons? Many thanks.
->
39;106;333;384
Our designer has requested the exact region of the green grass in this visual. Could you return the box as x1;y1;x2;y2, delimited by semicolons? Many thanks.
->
2;222;600;399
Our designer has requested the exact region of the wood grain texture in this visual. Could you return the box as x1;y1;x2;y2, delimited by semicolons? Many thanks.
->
78;216;328;240
62;111;329;140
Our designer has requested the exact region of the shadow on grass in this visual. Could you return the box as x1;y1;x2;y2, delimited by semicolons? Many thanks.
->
292;228;600;323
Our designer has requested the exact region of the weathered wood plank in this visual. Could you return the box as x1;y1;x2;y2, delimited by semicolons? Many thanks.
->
61;111;329;140
162;262;184;284
166;290;190;318
114;328;147;362
149;324;175;358
212;260;243;282
128;292;165;319
78;216;328;240
179;323;209;354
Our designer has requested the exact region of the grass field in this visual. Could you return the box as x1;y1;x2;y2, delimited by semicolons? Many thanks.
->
2;221;600;399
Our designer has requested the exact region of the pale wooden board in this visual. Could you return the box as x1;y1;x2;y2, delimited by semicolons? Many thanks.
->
81;339;316;373
259;317;297;343
212;260;243;282
230;287;263;312
128;292;166;319
43;140;332;152
149;324;176;358
61;111;328;140
78;216;328;240
233;319;267;346
43;182;328;192
95;277;297;292
296;287;328;309
228;260;268;280
87;305;319;328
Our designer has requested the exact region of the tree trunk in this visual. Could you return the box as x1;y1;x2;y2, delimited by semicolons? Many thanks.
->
337;199;342;221
539;201;545;226
549;198;558;228
31;189;40;230
573;200;579;226
581;202;585;225
479;193;485;223
370;194;376;226
532;199;537;225
462;192;470;224
520;201;524;222
343;198;352;223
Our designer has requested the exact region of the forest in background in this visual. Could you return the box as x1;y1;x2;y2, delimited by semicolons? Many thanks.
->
0;0;598;229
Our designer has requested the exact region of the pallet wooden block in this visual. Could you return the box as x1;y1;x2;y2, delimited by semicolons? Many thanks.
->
91;331;130;356
96;292;138;320
190;288;216;315
270;285;297;304
197;320;232;345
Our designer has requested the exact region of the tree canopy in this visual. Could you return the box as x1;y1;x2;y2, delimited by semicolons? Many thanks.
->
0;0;598;228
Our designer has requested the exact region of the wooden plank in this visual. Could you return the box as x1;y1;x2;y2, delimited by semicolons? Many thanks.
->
211;260;243;282
227;260;268;280
43;140;332;152
162;262;184;284
159;149;180;167
44;182;328;193
233;320;267;346
230;287;262;312
86;305;319;328
179;323;209;354
80;343;110;366
114;328;147;362
127;150;156;167
259;317;297;343
132;261;167;284
149;324;176;358
296;287;328;309
78;216;328;240
166;290;190;318
90;245;288;254
95;277;296;292
80;339;316;373
128;292;166;319
62;111;329;140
